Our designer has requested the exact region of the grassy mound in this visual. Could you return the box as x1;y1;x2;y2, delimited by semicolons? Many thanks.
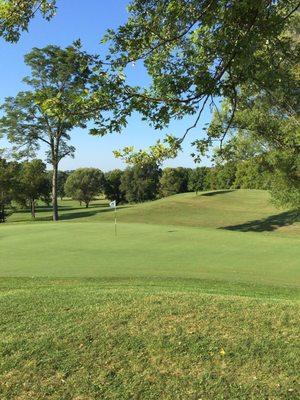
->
8;189;300;234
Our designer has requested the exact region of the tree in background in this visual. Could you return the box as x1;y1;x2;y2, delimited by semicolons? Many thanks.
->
120;163;161;203
56;171;71;201
215;162;237;190
0;158;19;222
0;0;57;42
64;168;103;208
233;159;269;190
159;167;191;198
0;43;130;221
188;167;210;194
17;159;51;218
103;169;125;204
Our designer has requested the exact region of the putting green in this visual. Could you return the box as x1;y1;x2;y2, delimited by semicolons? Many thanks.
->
1;222;299;289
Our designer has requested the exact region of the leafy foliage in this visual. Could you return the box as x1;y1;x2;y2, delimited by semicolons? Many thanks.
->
102;169;126;204
64;168;103;208
105;0;299;163
0;43;130;220
0;0;57;42
0;158;19;222
16;159;51;217
120;163;161;203
159;167;191;197
188;167;210;193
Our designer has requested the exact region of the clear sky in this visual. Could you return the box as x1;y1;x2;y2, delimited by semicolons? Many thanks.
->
0;0;212;171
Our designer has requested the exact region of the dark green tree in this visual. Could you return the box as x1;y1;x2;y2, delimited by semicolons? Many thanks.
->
16;159;51;218
188;167;210;194
0;158;19;222
159;167;190;197
233;159;269;190
103;169;126;204
57;171;70;201
215;162;237;189
0;43;130;220
64;168;103;208
120;163;161;203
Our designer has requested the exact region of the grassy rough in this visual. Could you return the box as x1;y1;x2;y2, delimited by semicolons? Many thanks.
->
0;279;299;400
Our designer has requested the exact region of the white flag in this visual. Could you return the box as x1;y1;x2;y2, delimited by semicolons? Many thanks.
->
109;200;116;208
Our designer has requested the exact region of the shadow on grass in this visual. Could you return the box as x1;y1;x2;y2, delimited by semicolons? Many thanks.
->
13;203;109;215
202;190;235;197
221;209;299;232
35;205;130;222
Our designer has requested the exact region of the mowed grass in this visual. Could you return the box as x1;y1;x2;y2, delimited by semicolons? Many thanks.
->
8;189;300;235
1;190;299;399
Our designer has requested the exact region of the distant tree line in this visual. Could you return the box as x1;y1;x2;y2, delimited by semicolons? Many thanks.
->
0;154;281;222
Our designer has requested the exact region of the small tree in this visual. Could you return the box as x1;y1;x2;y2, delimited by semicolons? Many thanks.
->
120;163;160;203
17;159;51;218
188;167;210;194
64;168;103;208
103;169;125;204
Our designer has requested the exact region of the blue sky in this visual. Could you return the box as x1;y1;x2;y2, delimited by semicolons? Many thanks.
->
0;0;212;171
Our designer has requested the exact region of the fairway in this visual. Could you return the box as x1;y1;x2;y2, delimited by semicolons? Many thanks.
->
1;190;299;399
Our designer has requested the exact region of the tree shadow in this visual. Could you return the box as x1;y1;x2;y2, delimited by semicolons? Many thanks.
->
201;190;235;197
35;205;130;221
221;209;299;232
14;202;109;214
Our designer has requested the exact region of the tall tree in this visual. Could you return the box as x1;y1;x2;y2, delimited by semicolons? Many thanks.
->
0;0;56;42
0;43;130;220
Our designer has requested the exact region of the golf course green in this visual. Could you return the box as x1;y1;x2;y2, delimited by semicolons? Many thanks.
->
1;190;299;399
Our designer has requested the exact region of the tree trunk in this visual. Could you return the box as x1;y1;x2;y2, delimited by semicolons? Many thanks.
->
52;163;59;221
31;200;36;219
85;202;89;208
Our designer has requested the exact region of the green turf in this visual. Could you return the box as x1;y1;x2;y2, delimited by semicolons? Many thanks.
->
1;190;299;399
8;189;300;235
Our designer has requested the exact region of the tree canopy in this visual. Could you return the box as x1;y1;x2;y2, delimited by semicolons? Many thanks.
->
108;0;299;167
0;42;130;220
0;0;57;42
64;168;103;208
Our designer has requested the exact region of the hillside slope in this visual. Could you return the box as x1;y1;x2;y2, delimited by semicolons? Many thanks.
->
8;189;299;235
